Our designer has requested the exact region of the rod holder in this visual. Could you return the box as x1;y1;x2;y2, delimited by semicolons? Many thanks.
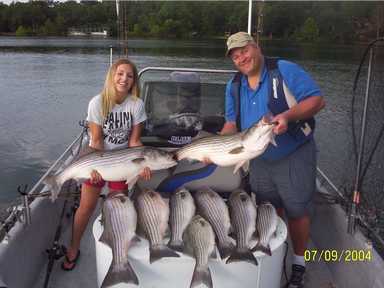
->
17;185;31;226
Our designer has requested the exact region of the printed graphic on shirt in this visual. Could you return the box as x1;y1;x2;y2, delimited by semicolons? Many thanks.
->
103;111;132;145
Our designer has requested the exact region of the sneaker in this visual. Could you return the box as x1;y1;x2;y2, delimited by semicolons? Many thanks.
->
286;264;305;288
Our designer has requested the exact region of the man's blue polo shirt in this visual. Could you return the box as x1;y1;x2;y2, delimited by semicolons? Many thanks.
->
225;59;322;161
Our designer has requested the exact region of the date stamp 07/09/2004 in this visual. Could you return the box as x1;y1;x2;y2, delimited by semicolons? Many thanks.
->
304;249;372;263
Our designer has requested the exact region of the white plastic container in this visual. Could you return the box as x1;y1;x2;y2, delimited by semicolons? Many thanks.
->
93;214;287;288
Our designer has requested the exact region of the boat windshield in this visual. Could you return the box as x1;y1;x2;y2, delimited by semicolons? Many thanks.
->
142;79;226;145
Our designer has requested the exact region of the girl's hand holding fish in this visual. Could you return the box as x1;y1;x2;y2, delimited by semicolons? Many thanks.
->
90;169;103;184
139;167;152;181
202;157;212;165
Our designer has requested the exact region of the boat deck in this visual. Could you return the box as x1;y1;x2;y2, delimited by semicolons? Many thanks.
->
33;198;336;288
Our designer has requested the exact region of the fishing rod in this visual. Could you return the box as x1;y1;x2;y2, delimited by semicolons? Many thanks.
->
43;197;70;288
42;122;88;287
348;37;384;235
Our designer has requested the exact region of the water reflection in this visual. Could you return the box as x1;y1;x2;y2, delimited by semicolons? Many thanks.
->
0;36;374;61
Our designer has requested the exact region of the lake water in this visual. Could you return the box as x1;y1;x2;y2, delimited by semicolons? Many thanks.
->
0;37;380;212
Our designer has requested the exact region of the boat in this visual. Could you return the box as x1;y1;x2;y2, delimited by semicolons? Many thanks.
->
90;30;108;37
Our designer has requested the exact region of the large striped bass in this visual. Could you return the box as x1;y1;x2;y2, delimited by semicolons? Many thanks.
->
100;194;139;287
184;215;215;288
135;189;180;263
168;187;196;252
253;202;278;256
226;190;258;266
176;118;276;173
195;187;234;259
44;146;177;201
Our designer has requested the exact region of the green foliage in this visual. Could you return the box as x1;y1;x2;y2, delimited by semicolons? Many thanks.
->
15;25;33;36
0;1;381;43
295;17;320;42
39;19;57;36
133;23;143;36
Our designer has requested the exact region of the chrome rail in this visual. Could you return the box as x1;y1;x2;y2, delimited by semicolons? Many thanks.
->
316;166;346;201
0;125;88;237
26;129;86;197
316;166;384;248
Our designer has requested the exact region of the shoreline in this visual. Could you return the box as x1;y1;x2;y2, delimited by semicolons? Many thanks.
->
0;33;380;46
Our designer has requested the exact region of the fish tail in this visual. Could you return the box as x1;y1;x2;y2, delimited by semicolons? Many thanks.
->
150;244;180;264
43;175;61;201
251;243;272;256
101;262;139;287
190;265;213;288
167;239;184;252
218;240;235;259
226;248;258;266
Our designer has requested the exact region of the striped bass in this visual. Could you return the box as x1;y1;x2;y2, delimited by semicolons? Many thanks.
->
176;117;276;173
253;202;278;256
226;190;258;266
184;215;215;288
168;187;196;252
195;187;234;259
100;194;139;287
44;146;177;201
135;189;180;263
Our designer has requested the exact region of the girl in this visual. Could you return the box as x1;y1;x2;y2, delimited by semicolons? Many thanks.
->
62;58;150;270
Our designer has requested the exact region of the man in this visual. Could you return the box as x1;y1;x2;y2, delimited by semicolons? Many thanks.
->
222;32;325;288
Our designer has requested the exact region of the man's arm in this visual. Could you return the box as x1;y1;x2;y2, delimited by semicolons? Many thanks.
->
272;95;325;135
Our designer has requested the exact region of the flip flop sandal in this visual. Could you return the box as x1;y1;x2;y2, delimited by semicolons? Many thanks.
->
61;250;80;271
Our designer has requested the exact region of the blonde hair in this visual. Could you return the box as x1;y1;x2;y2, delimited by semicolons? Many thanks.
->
101;58;140;119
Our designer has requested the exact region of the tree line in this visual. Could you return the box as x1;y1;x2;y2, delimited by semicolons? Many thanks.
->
0;1;382;43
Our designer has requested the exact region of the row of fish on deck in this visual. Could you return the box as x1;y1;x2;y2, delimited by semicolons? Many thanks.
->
101;187;278;288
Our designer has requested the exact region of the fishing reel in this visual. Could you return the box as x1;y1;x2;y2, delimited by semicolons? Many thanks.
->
46;241;67;261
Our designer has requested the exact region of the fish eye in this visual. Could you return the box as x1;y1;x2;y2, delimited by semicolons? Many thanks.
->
240;194;248;202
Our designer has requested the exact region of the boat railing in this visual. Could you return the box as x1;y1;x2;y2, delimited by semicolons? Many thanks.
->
316;166;346;202
316;166;384;250
0;122;88;238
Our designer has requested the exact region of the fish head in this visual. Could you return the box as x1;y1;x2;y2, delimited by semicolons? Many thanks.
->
191;215;208;227
196;187;217;199
229;189;250;202
140;189;162;202
174;187;192;201
241;118;275;152
142;148;178;170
